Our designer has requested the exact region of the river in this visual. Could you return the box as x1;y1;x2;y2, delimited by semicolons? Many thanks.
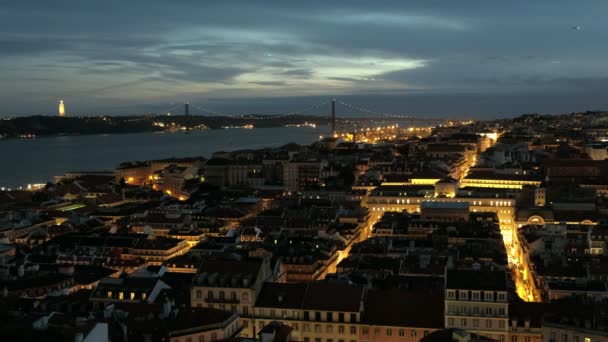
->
0;126;327;188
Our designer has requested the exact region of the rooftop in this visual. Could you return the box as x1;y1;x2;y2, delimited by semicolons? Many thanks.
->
421;201;470;210
256;281;365;312
363;288;443;328
446;270;507;291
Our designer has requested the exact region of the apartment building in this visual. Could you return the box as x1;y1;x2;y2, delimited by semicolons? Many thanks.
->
444;270;509;342
254;281;365;342
190;257;273;338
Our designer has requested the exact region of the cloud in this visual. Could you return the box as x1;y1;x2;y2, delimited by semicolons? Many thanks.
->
249;81;290;87
314;12;471;31
278;69;313;78
2;1;608;115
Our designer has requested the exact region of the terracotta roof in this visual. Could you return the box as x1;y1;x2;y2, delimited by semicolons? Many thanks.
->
553;210;597;222
446;270;507;291
544;159;600;167
167;307;235;335
363;288;443;328
198;258;262;277
426;144;467;153
73;266;117;285
301;282;364;312
132;237;183;251
411;169;448;180
258;321;294;342
255;282;307;309
255;281;365;313
464;171;542;182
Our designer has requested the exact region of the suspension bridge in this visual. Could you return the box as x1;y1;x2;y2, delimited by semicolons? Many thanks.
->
130;99;450;133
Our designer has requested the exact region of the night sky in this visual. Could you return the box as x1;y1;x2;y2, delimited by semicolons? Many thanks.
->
2;1;608;118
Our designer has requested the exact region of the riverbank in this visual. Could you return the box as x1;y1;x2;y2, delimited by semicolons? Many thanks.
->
0;114;330;140
0;125;327;188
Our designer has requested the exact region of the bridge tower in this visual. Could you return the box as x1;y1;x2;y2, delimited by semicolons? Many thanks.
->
331;99;336;135
185;101;190;134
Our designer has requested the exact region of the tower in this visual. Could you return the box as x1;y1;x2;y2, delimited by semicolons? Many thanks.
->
331;99;336;135
58;100;66;117
535;177;549;207
184;101;190;133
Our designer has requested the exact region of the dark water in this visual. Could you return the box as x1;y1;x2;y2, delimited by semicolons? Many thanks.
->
0;126;326;188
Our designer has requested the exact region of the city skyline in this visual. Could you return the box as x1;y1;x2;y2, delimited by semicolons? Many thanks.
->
2;1;608;117
2;109;608;342
3;3;608;342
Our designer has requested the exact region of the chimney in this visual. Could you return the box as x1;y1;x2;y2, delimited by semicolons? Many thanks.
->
452;329;471;342
163;297;172;318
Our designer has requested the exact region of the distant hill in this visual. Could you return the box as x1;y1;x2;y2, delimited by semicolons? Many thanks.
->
0;115;330;138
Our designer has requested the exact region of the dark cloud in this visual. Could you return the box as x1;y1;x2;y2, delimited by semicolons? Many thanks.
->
162;65;245;84
249;81;290;86
327;77;371;82
1;0;608;116
278;69;313;78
